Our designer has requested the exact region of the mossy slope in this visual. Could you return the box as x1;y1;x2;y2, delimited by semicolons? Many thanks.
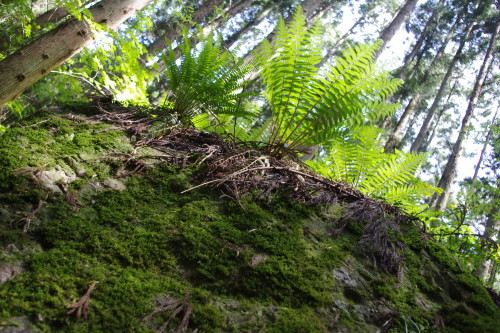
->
0;111;498;332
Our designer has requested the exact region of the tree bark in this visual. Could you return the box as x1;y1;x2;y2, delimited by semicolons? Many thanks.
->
410;20;474;153
225;3;278;49
432;20;498;211
384;17;458;153
0;7;70;53
145;0;225;56
0;0;153;106
472;106;498;181
35;7;70;25
475;191;499;280
210;0;257;30
372;0;419;61
384;93;421;152
399;0;444;80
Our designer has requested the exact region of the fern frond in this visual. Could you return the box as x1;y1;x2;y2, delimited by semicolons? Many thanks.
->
255;10;401;157
161;33;255;125
309;127;440;212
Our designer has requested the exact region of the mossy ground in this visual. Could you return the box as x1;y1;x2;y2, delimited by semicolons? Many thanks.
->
0;111;498;332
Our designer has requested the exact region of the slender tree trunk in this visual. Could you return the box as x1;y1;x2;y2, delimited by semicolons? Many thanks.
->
372;0;419;61
225;3;278;49
404;5;460;84
422;77;460;152
385;19;457;153
410;21;474;153
384;93;421;152
0;0;153;106
145;0;225;56
475;191;499;280
471;109;498;280
318;13;368;68
486;261;498;287
472;106;498;181
399;0;444;79
210;0;257;31
432;20;498;211
307;0;337;26
242;0;334;64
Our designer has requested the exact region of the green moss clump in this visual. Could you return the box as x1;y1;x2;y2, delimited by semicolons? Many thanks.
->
267;307;326;332
1;112;499;332
426;240;463;273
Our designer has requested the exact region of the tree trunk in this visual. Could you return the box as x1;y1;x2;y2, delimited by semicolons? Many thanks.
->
241;0;334;64
0;0;153;106
145;0;225;56
225;3;278;49
410;20;474;153
399;0;444;79
318;6;372;69
307;0;337;26
372;0;419;61
0;7;70;53
385;18;458;153
403;3;461;84
384;93;421;152
475;191;499;280
472;106;498;181
432;20;498;211
210;0;258;30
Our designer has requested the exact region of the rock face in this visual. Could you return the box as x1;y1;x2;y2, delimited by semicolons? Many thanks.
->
0;110;498;332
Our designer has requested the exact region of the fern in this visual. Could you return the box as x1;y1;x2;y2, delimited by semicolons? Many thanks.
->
161;32;254;125
307;127;441;211
192;100;272;143
255;8;401;158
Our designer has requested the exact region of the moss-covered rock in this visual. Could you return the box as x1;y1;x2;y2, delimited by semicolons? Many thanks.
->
0;111;498;332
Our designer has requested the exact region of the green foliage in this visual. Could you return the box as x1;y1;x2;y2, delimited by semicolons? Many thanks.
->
0;0;90;57
307;127;440;211
192;100;272;142
254;8;401;158
160;32;254;125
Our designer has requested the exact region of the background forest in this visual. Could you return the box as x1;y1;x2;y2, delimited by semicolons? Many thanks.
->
0;0;498;290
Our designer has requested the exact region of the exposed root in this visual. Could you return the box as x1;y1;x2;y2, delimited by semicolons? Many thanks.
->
142;292;194;333
92;105;422;276
67;281;98;319
432;313;445;329
22;200;45;233
12;163;49;184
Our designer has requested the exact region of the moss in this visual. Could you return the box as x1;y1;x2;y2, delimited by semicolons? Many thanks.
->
0;248;184;332
1;112;499;332
403;249;438;295
0;161;340;330
426;240;462;273
267;307;326;332
0;112;132;194
441;302;500;333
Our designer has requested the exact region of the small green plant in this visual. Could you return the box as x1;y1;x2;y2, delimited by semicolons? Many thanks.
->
161;32;254;125
307;126;440;211
254;8;401;158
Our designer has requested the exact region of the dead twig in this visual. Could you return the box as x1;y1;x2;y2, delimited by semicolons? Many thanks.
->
23;200;45;232
67;281;98;319
142;292;193;333
432;313;445;329
12;163;50;184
